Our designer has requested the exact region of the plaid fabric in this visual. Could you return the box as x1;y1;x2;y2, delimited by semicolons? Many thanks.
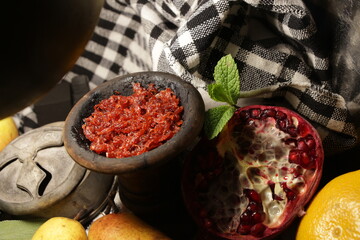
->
15;0;360;155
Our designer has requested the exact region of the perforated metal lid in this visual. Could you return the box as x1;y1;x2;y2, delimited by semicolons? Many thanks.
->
0;122;113;219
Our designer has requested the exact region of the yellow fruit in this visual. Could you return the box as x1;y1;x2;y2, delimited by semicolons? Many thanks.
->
32;217;87;240
88;212;171;240
296;170;360;240
0;117;18;151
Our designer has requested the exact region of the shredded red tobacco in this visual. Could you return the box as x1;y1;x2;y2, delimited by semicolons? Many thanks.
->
82;83;184;158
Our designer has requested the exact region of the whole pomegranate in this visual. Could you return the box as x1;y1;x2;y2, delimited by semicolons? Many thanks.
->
182;105;324;239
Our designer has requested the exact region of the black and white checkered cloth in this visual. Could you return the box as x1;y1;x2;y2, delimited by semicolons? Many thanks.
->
16;0;360;156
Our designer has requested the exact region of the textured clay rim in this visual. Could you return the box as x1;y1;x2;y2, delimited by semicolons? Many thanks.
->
63;71;205;174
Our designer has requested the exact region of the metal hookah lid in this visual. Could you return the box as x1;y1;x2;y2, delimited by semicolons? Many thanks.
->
0;122;90;216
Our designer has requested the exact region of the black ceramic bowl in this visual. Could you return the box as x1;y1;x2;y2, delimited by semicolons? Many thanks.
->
63;71;205;175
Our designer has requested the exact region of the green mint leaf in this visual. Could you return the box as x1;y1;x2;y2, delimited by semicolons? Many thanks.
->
204;105;236;139
213;54;240;105
208;83;229;103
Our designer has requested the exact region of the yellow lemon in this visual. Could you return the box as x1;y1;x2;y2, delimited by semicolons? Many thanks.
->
296;170;360;240
32;217;87;240
0;117;18;151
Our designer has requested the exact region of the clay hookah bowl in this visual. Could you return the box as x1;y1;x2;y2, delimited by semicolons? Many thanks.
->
63;71;205;217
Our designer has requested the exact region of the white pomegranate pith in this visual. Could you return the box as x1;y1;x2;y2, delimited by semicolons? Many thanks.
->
216;116;307;229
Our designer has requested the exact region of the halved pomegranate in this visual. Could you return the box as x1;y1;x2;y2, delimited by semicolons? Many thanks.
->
182;105;324;239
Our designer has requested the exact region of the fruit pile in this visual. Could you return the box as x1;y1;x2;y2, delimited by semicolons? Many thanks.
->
30;212;172;240
3;167;359;240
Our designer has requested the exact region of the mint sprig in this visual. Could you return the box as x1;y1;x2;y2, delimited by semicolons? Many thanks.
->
210;54;240;105
204;54;240;139
204;105;236;140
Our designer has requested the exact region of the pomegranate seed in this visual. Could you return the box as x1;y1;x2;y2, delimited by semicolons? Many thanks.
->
286;191;296;200
262;109;276;117
304;156;317;169
277;119;289;131
238;224;251;235
308;149;316;158
300;152;311;166
297;139;309;151
289;150;300;163
281;182;297;200
275;110;287;120
305;135;316;149
251;223;266;237
275;194;283;201
287;126;298;137
247;202;258;212
306;157;316;169
239;110;250;120
250;108;262;118
240;211;251;224
246;189;261;203
251;212;264;223
297;122;309;135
